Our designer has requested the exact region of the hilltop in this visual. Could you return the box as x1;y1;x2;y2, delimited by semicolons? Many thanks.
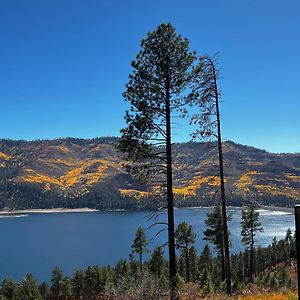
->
0;137;300;210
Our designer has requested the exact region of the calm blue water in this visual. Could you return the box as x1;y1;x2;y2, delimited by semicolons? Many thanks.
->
0;208;294;282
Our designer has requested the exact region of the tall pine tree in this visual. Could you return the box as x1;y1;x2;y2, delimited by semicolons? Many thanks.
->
117;23;201;299
191;55;232;294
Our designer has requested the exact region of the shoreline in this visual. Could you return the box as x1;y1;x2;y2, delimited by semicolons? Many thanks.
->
177;205;294;213
258;205;294;213
0;208;99;215
0;205;294;215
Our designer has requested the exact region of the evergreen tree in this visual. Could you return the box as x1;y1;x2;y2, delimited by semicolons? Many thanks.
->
128;254;139;277
60;277;72;299
131;227;148;274
203;205;231;281
117;23;201;299
83;266;102;298
198;244;213;277
231;252;246;286
188;246;198;282
149;246;165;279
174;221;196;282
72;269;85;300
241;208;264;283
0;277;16;300
38;282;49;300
16;274;41;300
285;228;293;266
191;55;232;294
271;237;278;264
114;259;129;283
50;266;63;299
199;268;213;294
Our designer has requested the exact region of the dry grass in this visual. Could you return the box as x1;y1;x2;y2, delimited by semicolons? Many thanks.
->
179;283;297;300
237;292;297;300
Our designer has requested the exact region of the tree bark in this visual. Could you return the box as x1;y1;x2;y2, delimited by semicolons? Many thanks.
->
166;74;178;300
212;60;232;295
250;244;254;283
140;252;143;275
220;243;226;281
250;224;254;283
185;244;190;282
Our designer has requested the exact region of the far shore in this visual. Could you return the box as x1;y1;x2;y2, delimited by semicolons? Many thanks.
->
258;205;294;213
0;205;295;215
0;207;99;215
179;205;294;213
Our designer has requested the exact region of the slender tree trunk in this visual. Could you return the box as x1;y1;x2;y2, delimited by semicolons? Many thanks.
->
212;61;232;295
249;244;254;283
185;244;190;282
140;252;143;275
250;227;254;283
166;75;178;300
220;244;226;281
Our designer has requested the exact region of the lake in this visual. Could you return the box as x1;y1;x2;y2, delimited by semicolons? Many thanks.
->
0;207;295;282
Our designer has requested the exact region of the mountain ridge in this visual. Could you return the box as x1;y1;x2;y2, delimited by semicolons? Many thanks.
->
0;137;300;209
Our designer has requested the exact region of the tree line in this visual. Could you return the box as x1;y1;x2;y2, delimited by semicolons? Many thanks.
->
0;180;296;212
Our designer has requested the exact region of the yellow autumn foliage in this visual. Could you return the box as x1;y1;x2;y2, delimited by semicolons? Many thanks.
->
119;189;149;197
44;183;52;191
56;145;70;153
22;158;110;189
85;165;108;185
173;176;222;196
254;184;299;198
22;174;66;188
247;161;264;166
235;171;257;191
285;173;300;182
60;160;108;186
173;187;196;196
0;151;11;160
50;158;75;167
61;168;82;186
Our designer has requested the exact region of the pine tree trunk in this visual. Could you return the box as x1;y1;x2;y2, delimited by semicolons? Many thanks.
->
213;61;232;295
220;243;226;281
250;238;254;283
140;252;143;275
185;244;190;282
166;74;178;300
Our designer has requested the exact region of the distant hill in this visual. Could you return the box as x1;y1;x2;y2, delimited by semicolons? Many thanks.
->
0;137;299;209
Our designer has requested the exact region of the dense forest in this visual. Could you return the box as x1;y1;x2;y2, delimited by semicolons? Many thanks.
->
0;182;296;211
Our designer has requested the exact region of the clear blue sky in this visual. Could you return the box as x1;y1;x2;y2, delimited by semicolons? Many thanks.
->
0;0;299;153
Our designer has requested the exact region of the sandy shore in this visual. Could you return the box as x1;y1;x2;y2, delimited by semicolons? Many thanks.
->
180;205;294;213
0;208;99;215
0;205;294;215
258;205;294;213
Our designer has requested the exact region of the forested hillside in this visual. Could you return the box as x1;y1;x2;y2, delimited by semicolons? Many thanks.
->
0;137;299;210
